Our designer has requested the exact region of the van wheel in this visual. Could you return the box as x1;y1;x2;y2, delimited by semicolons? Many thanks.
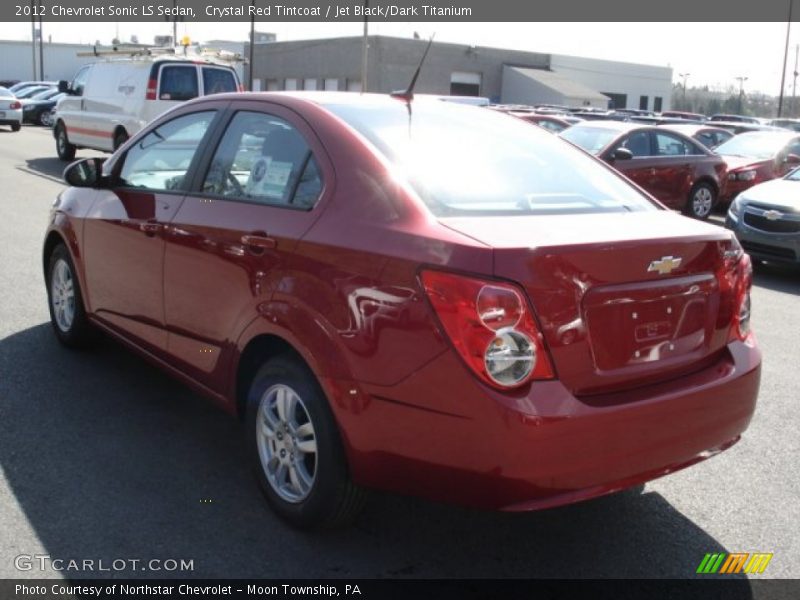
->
113;130;129;151
55;123;76;161
685;182;716;220
246;356;367;529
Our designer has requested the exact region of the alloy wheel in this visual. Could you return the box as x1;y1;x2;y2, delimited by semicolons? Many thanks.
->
50;258;75;332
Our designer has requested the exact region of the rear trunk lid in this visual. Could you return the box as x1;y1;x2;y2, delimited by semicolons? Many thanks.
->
441;211;739;396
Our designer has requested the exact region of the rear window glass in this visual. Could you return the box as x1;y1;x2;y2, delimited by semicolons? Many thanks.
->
203;68;237;95
324;101;654;216
560;126;621;155
159;66;198;101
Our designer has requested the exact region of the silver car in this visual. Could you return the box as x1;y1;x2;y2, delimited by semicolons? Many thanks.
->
0;87;22;132
726;167;800;265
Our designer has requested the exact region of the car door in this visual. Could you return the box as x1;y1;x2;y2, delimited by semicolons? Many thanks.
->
646;131;697;209
81;109;222;353
162;102;331;392
606;130;658;193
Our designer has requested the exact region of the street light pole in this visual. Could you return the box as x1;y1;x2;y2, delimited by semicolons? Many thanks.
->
778;0;793;117
679;72;690;108
361;0;369;92
30;0;36;79
248;0;255;91
736;76;748;114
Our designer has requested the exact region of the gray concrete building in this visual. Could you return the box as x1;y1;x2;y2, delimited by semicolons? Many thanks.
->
246;35;673;111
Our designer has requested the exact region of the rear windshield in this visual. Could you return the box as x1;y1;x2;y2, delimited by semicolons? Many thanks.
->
324;100;654;216
203;67;237;95
159;66;198;101
714;133;796;160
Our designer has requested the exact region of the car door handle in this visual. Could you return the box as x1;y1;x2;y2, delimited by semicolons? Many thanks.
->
241;234;277;250
140;221;162;236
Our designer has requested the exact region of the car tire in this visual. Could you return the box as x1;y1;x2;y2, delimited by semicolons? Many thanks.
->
113;130;129;151
11;122;21;132
42;110;54;128
246;356;367;530
685;182;716;220
55;122;76;161
37;111;48;126
46;243;94;348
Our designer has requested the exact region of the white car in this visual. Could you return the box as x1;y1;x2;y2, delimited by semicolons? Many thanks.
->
0;87;22;132
54;49;241;160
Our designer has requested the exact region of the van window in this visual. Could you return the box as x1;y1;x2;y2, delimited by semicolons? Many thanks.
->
71;65;91;96
203;67;237;95
159;65;198;101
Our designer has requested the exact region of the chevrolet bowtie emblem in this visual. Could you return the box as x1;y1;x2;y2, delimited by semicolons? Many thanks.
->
763;210;783;221
647;256;682;275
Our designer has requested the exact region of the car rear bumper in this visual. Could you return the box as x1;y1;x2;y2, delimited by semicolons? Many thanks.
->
333;339;761;511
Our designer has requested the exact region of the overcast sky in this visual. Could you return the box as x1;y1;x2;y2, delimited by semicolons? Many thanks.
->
0;21;797;96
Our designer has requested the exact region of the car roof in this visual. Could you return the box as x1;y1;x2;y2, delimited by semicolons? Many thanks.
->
565;120;652;133
659;124;727;134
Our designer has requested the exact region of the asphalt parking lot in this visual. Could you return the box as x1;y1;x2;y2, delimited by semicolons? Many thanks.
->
0;125;798;582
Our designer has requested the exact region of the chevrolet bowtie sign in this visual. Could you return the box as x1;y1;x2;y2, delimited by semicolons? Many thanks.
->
647;256;683;275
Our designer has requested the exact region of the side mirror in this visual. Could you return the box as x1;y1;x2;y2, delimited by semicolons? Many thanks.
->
58;80;70;94
63;158;107;188
612;147;634;161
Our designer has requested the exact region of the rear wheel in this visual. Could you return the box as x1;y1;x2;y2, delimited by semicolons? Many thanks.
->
246;356;366;529
46;243;94;347
11;122;21;132
55;122;76;161
685;182;716;220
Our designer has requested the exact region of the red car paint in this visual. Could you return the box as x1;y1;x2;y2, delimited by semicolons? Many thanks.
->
560;121;728;214
44;93;760;511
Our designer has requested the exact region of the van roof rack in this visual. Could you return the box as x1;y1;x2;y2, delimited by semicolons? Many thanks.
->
76;45;247;64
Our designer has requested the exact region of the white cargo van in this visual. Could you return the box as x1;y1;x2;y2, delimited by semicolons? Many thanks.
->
54;48;242;160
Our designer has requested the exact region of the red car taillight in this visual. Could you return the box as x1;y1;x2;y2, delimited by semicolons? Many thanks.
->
145;78;157;100
421;270;555;389
9;101;21;110
718;238;753;343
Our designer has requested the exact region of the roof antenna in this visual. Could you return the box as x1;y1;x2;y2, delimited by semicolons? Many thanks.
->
391;34;435;102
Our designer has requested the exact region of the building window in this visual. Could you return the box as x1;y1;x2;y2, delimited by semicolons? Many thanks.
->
346;79;362;92
284;78;298;91
324;78;339;91
303;78;318;91
639;95;648;110
266;79;280;91
654;96;663;112
450;71;481;96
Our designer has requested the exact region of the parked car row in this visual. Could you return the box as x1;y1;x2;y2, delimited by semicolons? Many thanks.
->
0;80;60;132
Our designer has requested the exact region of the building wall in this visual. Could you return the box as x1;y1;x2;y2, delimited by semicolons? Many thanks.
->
0;41;98;82
550;54;673;111
249;36;549;100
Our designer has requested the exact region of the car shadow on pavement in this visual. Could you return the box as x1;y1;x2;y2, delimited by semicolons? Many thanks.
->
0;324;753;589
753;262;800;295
19;157;69;185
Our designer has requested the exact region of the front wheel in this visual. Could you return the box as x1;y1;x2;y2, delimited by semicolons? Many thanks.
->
246;356;366;529
46;243;94;347
55;122;76;161
685;182;716;220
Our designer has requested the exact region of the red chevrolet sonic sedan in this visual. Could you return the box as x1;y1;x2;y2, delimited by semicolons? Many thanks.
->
44;93;761;529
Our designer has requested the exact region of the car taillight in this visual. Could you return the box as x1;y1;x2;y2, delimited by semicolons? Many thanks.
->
9;101;21;110
421;270;555;389
718;237;753;343
146;78;157;100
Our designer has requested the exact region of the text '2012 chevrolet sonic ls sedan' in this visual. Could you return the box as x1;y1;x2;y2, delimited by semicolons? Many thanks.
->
44;92;761;529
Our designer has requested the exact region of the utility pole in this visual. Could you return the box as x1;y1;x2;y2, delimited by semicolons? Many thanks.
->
793;44;799;117
736;76;748;114
38;0;44;81
172;0;177;45
248;0;255;91
361;0;369;92
778;0;793;117
679;72;690;109
30;0;36;79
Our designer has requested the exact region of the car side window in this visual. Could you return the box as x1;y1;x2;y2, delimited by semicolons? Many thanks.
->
159;65;199;101
696;132;715;149
621;131;652;157
118;111;216;191
202;111;323;209
71;66;91;96
654;132;697;156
